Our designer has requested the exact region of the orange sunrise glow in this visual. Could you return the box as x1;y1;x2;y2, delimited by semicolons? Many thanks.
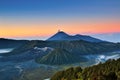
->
0;19;120;38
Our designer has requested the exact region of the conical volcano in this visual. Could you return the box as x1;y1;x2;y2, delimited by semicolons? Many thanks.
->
37;48;81;65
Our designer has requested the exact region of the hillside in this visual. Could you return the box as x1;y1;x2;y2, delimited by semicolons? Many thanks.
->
7;40;120;56
51;58;120;80
1;40;120;65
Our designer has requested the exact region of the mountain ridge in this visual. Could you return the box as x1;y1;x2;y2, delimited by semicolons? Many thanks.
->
47;31;103;42
0;38;28;49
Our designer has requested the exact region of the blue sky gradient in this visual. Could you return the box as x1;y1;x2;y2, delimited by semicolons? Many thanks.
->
0;0;120;42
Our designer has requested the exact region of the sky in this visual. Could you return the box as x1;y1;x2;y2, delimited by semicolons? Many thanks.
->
0;0;120;42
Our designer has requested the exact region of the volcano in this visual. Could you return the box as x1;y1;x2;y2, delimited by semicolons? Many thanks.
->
47;30;103;42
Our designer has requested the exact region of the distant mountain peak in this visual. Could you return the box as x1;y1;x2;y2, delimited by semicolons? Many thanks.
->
56;30;68;35
47;31;69;41
47;31;103;42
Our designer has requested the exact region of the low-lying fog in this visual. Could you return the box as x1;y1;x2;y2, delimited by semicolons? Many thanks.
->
85;51;120;65
0;48;14;53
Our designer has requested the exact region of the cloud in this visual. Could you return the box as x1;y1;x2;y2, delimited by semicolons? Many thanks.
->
91;32;120;42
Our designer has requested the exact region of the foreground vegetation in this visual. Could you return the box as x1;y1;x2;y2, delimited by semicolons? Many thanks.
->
51;58;120;80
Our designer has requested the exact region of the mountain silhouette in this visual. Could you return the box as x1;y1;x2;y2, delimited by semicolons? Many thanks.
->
47;31;103;42
47;31;69;41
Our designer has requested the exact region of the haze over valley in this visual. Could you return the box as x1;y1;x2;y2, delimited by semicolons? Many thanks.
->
0;31;120;80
